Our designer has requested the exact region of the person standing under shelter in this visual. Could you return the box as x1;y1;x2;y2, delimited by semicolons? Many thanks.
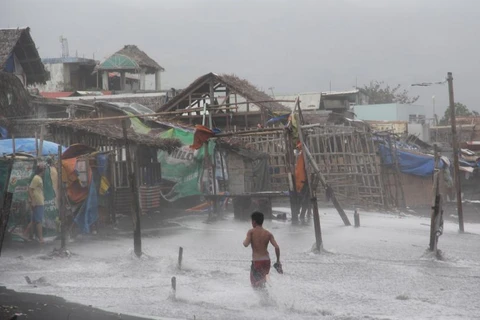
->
243;211;281;288
22;164;45;243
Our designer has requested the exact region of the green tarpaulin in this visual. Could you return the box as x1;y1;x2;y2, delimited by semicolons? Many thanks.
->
7;159;35;202
158;128;214;202
7;159;58;236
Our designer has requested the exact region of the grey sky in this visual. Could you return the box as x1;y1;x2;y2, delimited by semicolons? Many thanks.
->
3;0;479;118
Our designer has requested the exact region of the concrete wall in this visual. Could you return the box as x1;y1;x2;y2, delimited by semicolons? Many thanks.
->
36;63;66;92
227;152;245;194
396;104;425;122
408;123;430;142
354;103;398;121
354;103;426;122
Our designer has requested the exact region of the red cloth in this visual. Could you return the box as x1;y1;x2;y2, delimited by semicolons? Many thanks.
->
250;260;271;287
190;125;214;150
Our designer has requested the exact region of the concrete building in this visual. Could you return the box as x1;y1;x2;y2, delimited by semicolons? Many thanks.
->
320;89;369;112
275;92;321;110
355;103;430;141
36;57;97;92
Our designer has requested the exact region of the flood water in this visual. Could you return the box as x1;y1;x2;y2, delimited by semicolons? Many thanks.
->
1;207;480;320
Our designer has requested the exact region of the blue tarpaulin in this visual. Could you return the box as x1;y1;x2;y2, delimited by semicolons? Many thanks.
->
0;139;65;156
0;126;8;138
379;144;444;177
266;113;290;125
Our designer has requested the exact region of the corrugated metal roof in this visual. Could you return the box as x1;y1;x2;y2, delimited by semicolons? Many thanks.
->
42;57;97;65
40;92;74;98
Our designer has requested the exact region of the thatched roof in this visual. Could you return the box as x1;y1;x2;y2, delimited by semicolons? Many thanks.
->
97;45;164;74
156;72;290;114
0;27;47;84
0;71;33;122
48;120;181;151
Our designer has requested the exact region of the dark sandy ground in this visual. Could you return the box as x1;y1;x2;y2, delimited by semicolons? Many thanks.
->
0;286;151;320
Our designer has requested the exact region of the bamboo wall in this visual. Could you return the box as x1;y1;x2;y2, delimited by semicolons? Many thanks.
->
306;126;384;207
236;126;385;207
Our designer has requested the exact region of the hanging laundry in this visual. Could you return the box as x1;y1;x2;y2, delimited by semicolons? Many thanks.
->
295;142;306;193
190;125;215;150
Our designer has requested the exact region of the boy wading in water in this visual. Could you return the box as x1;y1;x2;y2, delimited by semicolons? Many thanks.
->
243;211;281;288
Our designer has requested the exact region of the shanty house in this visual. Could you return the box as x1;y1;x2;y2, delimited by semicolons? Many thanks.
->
155;72;291;130
48;120;180;216
0;27;47;87
97;45;164;91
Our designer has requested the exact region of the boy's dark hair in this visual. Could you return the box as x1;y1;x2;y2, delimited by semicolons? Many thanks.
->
35;164;45;174
251;211;264;225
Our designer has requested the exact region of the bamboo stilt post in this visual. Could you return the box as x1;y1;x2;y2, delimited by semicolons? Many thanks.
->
295;104;322;251
122;120;142;257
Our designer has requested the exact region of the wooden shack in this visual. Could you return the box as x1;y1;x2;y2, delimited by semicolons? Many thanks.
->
48;120;180;216
155;72;291;130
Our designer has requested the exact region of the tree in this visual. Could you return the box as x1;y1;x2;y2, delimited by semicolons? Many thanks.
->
361;81;419;104
439;102;479;125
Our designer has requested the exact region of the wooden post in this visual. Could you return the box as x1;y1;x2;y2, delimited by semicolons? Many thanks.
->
0;159;13;257
283;129;299;222
39;125;45;157
35;132;39;158
109;153;116;224
171;276;177;298
212;145;219;215
429;144;441;251
295;111;323;251
11;134;15;156
447;72;464;233
178;247;183;269
122;120;142;257
354;208;360;227
58;146;66;249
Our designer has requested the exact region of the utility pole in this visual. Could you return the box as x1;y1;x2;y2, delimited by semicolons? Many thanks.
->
447;72;464;233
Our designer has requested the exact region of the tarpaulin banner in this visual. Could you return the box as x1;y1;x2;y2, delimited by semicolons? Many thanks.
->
7;159;35;201
157;128;214;202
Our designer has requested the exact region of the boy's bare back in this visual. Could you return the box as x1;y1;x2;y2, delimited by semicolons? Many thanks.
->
244;227;279;261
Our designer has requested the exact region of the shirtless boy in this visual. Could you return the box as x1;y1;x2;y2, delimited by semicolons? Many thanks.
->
243;211;281;288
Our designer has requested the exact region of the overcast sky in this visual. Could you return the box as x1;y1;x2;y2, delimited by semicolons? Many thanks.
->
3;0;479;118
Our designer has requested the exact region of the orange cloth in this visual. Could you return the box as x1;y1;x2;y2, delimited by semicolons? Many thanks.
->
295;143;306;193
61;158;91;203
190;125;214;150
